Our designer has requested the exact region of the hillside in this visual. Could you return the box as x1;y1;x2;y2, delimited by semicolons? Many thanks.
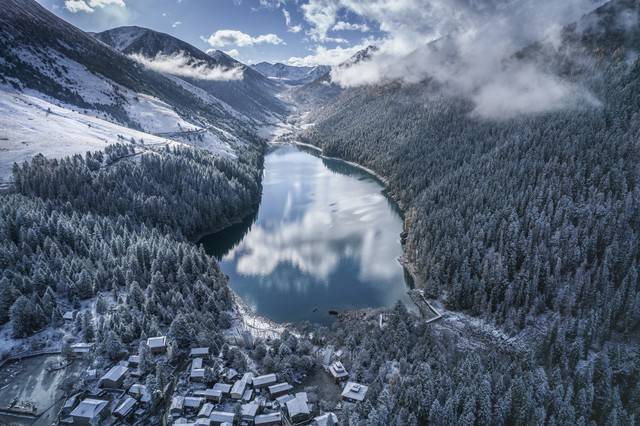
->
251;62;330;85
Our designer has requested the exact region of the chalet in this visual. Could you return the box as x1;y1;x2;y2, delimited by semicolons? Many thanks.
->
99;365;128;388
128;383;151;404
210;411;235;425
212;382;232;396
312;413;339;426
254;412;282;426
170;396;185;416
113;396;137;420
194;388;222;403
198;402;215;418
183;396;204;412
69;398;108;425
147;336;167;354
127;354;140;367
328;361;349;382
241;401;260;423
341;381;369;403
285;392;311;423
253;373;277;388
268;382;293;398
189;347;210;358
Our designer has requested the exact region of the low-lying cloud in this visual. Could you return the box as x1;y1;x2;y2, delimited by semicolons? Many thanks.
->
202;30;284;48
129;52;244;81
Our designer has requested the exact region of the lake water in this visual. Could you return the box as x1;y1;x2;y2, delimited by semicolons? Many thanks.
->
200;144;411;324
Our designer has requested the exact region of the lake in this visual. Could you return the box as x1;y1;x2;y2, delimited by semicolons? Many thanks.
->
200;144;411;324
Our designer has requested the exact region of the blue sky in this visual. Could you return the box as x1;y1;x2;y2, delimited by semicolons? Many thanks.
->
37;0;382;65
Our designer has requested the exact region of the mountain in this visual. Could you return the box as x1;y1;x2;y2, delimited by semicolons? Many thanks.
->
251;62;330;85
94;26;289;123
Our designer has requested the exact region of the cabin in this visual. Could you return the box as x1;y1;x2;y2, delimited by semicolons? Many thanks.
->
241;401;260;423
198;402;215;418
194;388;223;403
341;381;369;403
189;347;210;358
253;373;277;388
170;396;185;416
147;336;167;354
69;398;109;425
230;377;248;399
312;413;339;426
285;392;311;423
254;412;282;426
113;396;137;420
99;365;128;388
328;361;349;382
268;382;293;398
210;411;235;425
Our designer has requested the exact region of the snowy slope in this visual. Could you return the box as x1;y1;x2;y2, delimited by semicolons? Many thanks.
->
252;62;330;85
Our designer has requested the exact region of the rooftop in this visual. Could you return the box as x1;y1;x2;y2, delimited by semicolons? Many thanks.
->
69;398;108;419
189;347;210;357
100;364;128;383
268;382;293;394
341;381;369;402
253;373;277;387
210;411;235;423
286;392;310;418
147;336;167;348
114;396;137;417
255;412;282;425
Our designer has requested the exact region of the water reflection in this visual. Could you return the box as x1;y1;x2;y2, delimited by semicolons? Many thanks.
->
200;144;410;324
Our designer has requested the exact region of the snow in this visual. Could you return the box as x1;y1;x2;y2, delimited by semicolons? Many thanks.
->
124;92;201;134
0;87;176;182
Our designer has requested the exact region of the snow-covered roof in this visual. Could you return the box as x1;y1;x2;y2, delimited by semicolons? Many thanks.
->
341;381;368;402
194;388;222;400
286;392;310;418
210;411;235;423
184;396;204;408
268;382;293;395
70;398;108;419
255;412;282;425
100;365;128;383
313;412;339;426
128;355;140;364
198;402;214;418
329;361;348;379
231;377;247;396
191;368;205;379
71;342;93;353
171;396;185;412
241;401;259;418
147;336;167;349
114;396;137;417
212;383;232;394
242;388;254;401
128;383;151;402
63;311;74;320
189;347;209;357
276;394;295;406
253;373;277;387
192;358;203;370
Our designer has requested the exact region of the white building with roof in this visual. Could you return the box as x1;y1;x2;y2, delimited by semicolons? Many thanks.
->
183;396;204;411
268;382;293;397
212;382;232;395
147;336;167;353
189;347;209;357
210;411;235;425
170;396;185;416
328;361;349;382
230;376;248;399
252;373;277;388
128;383;151;403
341;381;369;402
194;388;222;403
69;398;108;425
312;413;339;426
113;396;137;419
99;364;128;388
286;392;311;423
198;402;214;418
254;412;282;425
241;401;260;422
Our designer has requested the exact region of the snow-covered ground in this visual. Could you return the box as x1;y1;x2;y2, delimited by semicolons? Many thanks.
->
124;92;200;134
0;88;176;182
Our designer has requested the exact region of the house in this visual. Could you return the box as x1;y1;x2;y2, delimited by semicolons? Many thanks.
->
253;373;277;388
61;393;80;416
275;394;295;406
147;336;167;354
113;396;137;420
341;382;369;403
268;382;293;398
128;354;140;367
212;382;232;396
285;392;311;423
191;369;205;381
71;342;93;355
224;368;238;381
63;311;74;321
210;411;235;425
194;388;222;403
192;358;204;370
170;396;185;416
328;361;349;382
99;365;128;388
312;413;339;426
198;402;214;418
241;401;260;423
230;377;248;399
69;398;109;425
189;347;210;358
242;388;254;402
254;412;282;426
128;383;152;404
183;396;204;412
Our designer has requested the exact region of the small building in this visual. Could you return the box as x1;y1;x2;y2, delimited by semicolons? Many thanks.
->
192;358;204;370
63;311;74;321
71;342;94;355
268;382;293;398
230;377;248;399
253;373;277;388
147;336;167;354
191;368;206;382
241;401;260;423
210;411;235;425
275;394;295;406
312;413;339;426
255;412;282;426
328;361;349;382
183;396;204;412
113;396;137;420
61;393;80;416
212;382;232;396
242;388;254;402
69;398;109;425
128;383;152;404
224;368;238;381
341;382;368;403
198;402;214;418
285;392;311;423
189;347;210;358
194;388;222;403
170;396;185;416
128;354;140;367
99;365;128;388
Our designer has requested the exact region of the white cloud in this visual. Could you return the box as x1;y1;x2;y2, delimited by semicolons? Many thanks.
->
287;40;374;66
172;21;182;28
202;30;284;48
64;0;125;13
332;21;369;32
129;52;244;81
283;9;302;33
224;49;241;58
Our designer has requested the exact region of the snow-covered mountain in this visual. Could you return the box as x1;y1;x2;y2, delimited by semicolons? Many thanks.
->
251;62;330;85
94;26;289;122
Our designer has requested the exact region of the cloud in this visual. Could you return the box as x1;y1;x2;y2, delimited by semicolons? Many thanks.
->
172;21;182;28
224;49;241;58
312;0;606;119
287;40;375;66
129;52;244;81
202;30;284;48
332;21;369;32
283;9;302;33
64;0;125;13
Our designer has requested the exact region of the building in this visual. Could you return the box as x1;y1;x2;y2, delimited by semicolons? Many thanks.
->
285;392;311;423
275;394;294;406
212;382;232;396
341;382;369;403
210;411;235;425
230;377;248;399
191;357;206;381
241;401;260;423
224;368;238;381
268;382;293;398
312;413;339;426
147;336;167;354
128;354;140;367
254;412;282;426
253;373;277;388
69;398;109;425
71;342;93;355
183;396;204;412
99;365;128;388
242;388;254;402
128;383;151;404
198;402;215;418
328;361;349;382
194;388;223;403
189;347;210;358
63;311;74;321
170;396;185;416
113;396;137;420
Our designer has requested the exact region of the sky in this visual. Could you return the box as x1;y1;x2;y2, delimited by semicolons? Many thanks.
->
36;0;383;66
